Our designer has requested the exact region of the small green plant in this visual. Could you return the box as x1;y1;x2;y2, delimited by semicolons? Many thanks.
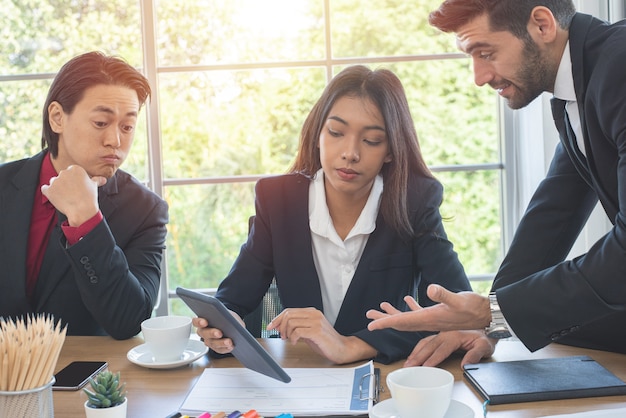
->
83;370;127;408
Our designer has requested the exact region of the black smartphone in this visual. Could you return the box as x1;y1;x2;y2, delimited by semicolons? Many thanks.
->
52;361;108;391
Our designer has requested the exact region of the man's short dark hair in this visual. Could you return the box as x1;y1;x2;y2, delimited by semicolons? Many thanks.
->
41;51;151;157
429;0;576;41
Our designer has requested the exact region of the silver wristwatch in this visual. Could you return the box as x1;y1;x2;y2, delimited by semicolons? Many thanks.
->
485;292;512;339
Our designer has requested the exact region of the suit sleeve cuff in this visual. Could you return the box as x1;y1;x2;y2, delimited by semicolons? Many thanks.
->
61;211;104;245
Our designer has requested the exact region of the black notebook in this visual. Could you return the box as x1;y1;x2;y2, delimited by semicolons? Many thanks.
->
463;355;626;405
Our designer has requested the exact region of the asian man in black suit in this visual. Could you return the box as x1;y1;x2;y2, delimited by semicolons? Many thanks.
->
0;51;168;339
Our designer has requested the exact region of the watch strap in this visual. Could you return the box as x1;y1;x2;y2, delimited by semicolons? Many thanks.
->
486;292;512;339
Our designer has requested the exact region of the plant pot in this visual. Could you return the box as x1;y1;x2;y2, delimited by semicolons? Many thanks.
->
84;398;127;418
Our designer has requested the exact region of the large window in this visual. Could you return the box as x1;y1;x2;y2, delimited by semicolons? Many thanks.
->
2;0;504;316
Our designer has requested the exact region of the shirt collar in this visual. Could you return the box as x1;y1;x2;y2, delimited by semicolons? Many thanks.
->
39;152;58;204
553;41;576;102
309;168;383;239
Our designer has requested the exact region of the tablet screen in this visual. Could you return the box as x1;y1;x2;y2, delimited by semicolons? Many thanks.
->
176;287;291;383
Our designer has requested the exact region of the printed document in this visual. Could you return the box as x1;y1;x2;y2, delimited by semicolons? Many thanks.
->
179;361;375;416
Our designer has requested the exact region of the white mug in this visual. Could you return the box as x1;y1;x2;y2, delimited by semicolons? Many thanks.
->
386;366;454;418
141;315;192;362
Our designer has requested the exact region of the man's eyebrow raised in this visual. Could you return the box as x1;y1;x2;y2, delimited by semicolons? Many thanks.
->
92;105;138;118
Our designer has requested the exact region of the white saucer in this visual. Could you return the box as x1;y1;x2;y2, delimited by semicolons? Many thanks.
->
370;399;474;418
127;339;208;369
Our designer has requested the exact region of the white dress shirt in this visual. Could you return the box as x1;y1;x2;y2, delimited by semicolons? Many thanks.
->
308;168;383;326
553;41;585;156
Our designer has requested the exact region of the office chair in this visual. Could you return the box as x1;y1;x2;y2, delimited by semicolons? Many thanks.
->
243;279;282;338
243;216;283;338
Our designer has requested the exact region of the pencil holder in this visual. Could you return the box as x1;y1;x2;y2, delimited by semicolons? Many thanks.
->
0;377;55;418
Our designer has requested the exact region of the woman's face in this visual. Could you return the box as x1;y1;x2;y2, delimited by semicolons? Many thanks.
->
318;95;392;202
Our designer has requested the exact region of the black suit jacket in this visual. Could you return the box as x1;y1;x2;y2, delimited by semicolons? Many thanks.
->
0;151;168;339
493;13;626;352
216;173;470;364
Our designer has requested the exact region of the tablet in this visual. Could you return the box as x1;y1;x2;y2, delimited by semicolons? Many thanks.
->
176;286;291;383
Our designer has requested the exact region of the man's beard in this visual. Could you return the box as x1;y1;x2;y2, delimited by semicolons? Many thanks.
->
503;40;554;110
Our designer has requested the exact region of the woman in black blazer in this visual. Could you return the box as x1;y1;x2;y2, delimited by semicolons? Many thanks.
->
193;65;472;364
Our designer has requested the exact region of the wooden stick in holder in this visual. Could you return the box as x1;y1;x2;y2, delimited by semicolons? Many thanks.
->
0;314;67;392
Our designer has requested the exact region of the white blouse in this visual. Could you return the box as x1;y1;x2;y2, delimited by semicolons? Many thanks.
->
308;168;383;326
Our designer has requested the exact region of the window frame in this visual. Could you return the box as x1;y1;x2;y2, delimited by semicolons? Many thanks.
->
136;0;507;314
10;1;622;314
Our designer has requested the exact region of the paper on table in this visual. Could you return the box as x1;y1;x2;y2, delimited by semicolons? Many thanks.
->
541;408;626;418
179;361;374;416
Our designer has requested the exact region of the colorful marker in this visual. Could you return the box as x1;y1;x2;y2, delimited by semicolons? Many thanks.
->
227;410;242;418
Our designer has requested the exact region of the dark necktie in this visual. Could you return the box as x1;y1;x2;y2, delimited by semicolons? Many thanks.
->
550;97;592;187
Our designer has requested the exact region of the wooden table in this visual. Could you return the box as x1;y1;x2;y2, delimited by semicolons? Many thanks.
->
53;336;626;417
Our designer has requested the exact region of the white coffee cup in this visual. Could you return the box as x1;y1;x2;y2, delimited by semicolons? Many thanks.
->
386;366;454;418
141;315;192;362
